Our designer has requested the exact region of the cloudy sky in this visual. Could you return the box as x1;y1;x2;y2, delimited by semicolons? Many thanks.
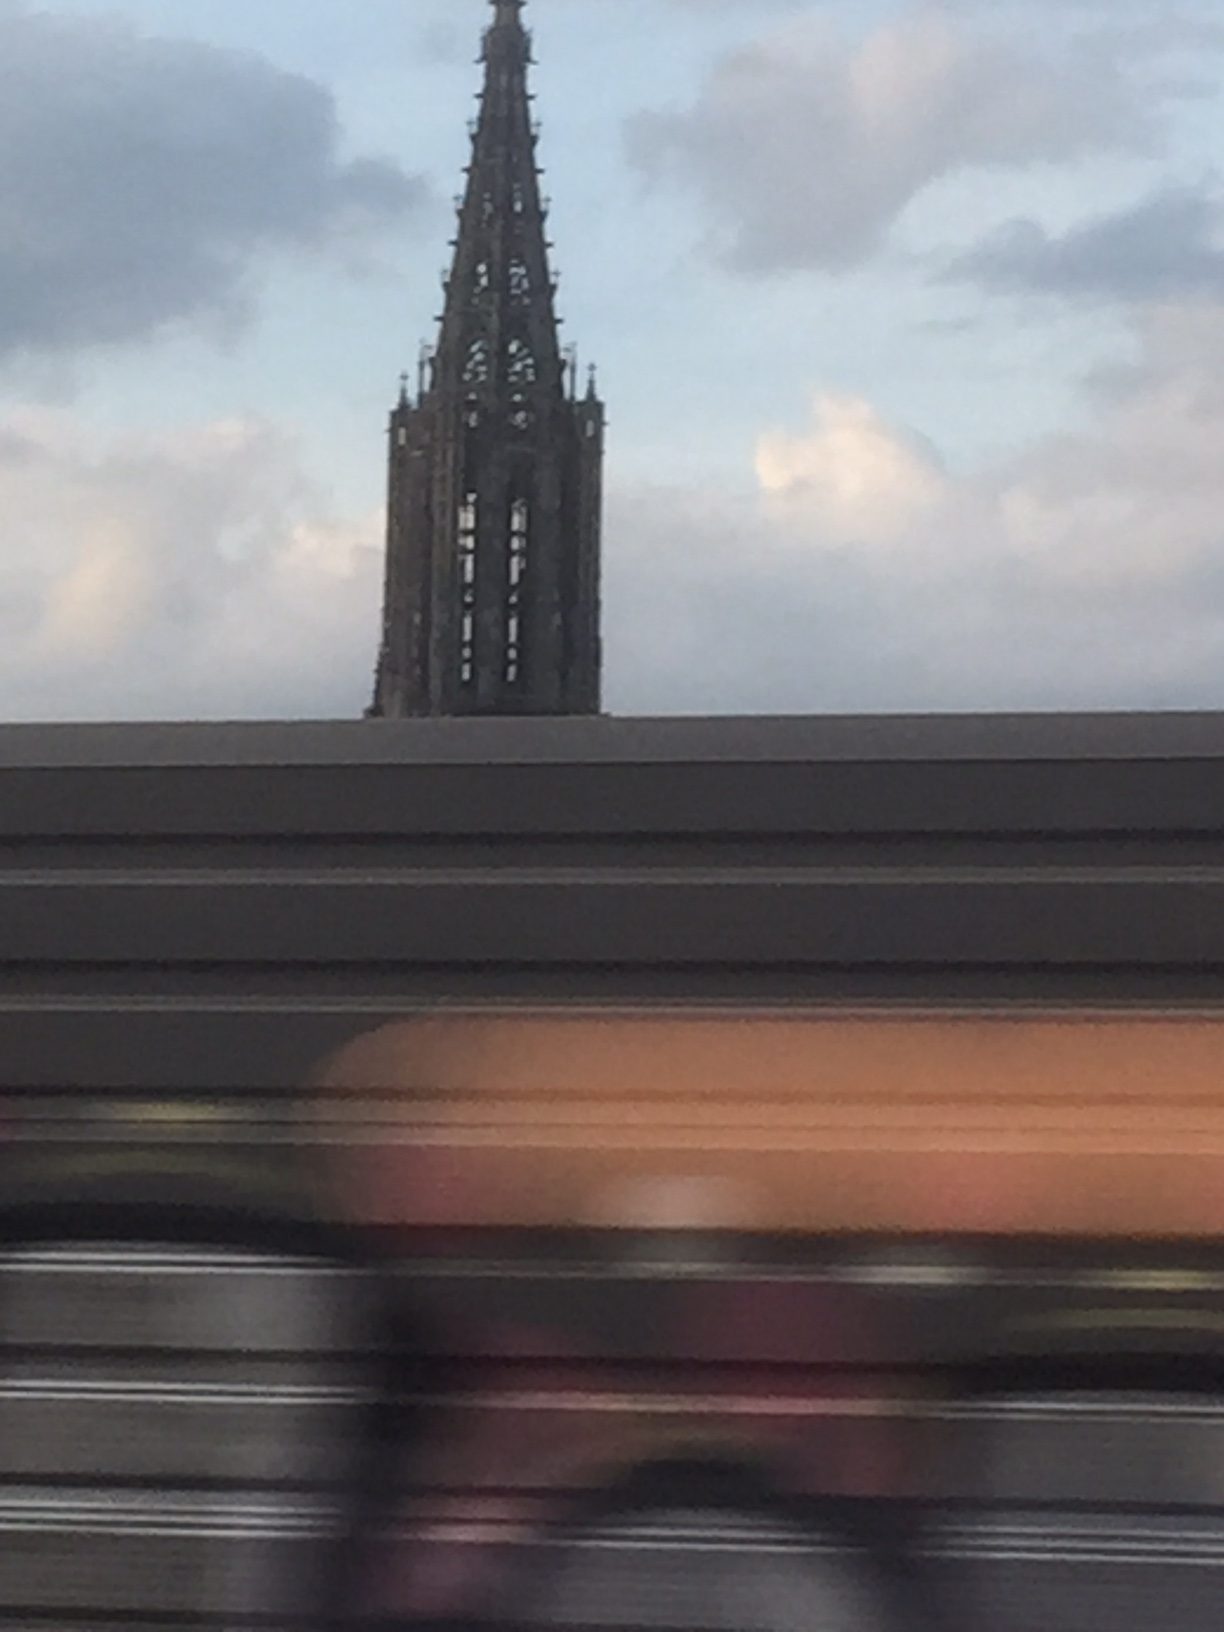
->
4;0;1224;719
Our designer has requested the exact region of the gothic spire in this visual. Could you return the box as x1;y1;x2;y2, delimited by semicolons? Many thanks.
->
370;0;604;720
436;0;563;414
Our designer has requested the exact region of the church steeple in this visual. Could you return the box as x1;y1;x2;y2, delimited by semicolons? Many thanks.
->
370;0;605;719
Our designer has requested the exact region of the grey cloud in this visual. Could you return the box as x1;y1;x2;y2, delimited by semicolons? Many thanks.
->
0;412;383;721
602;509;1224;717
601;306;1224;716
628;9;1157;275
0;5;427;357
601;490;1224;717
946;188;1224;303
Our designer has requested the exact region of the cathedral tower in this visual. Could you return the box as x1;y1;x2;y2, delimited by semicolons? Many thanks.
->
370;0;605;718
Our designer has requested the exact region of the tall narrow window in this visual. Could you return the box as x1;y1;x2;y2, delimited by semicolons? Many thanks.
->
506;338;537;384
505;498;528;685
458;493;478;687
463;339;491;385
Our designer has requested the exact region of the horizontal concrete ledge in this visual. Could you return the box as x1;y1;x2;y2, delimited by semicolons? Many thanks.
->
1;875;1222;967
4;711;1224;770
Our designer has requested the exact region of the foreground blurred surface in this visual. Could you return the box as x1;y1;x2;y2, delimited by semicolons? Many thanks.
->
5;718;1224;1627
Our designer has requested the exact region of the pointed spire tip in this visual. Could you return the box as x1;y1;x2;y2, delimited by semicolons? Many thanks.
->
484;0;530;65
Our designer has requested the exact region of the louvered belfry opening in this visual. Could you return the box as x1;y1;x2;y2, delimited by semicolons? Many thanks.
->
372;0;604;719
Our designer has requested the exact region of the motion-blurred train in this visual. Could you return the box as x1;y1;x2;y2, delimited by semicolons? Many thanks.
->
2;714;1224;1631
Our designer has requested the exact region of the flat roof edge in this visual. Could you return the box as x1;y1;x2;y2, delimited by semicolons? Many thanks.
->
2;712;1224;770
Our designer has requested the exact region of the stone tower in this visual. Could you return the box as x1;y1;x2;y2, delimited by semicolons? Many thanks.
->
370;0;604;719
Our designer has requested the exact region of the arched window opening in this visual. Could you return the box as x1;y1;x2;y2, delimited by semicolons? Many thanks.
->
458;492;478;687
509;260;531;301
505;498;528;685
507;338;537;385
463;339;491;386
470;261;491;302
